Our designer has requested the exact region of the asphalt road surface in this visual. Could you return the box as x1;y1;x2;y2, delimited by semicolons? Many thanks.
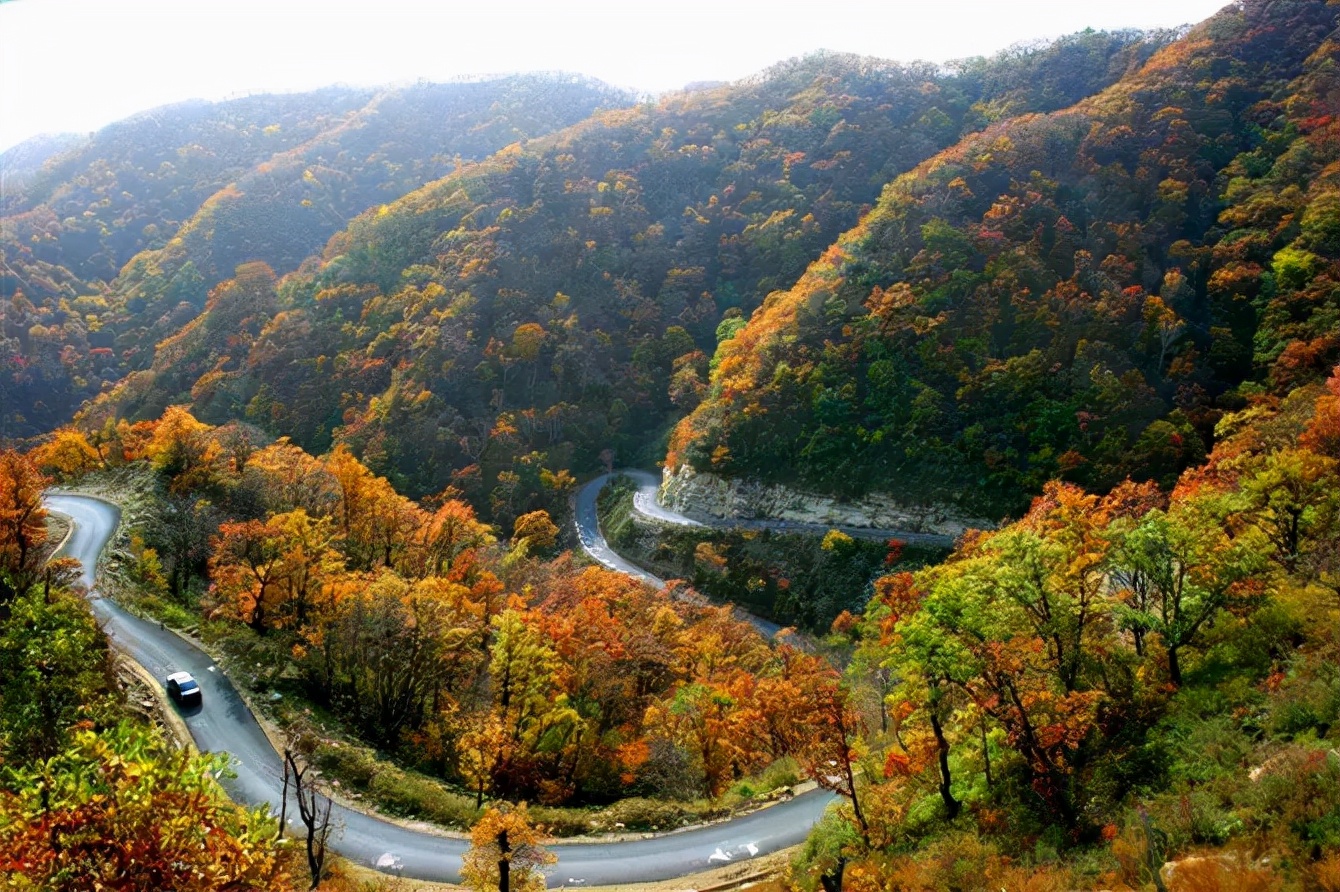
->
573;472;674;588
45;492;835;886
574;471;786;639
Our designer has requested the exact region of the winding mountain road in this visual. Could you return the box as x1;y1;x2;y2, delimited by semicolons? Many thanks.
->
574;472;676;589
45;491;835;887
574;471;786;639
574;469;954;642
578;470;954;548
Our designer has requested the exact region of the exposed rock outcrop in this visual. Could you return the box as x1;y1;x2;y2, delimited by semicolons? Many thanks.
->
660;466;992;538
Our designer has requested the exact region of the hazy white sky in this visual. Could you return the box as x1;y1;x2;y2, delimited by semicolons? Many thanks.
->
1;0;1231;152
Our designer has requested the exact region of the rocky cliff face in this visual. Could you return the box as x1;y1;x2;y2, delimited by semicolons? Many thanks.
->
660;466;993;538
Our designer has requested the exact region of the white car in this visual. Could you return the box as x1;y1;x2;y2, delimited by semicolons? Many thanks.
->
165;671;202;707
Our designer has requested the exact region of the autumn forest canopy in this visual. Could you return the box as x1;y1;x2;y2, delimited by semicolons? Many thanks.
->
6;1;1340;889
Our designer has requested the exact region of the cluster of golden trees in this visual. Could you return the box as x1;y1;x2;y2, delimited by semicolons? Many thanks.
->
26;408;853;809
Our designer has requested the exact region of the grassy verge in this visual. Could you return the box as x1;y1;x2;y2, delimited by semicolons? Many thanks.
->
45;514;71;553
303;730;800;837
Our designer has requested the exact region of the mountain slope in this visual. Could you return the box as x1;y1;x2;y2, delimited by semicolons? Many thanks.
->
669;0;1340;520
1;89;376;292
0;78;623;438
0;133;88;190
97;32;1173;522
104;77;632;367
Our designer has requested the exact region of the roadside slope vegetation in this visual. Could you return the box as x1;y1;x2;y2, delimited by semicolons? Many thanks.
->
797;361;1340;890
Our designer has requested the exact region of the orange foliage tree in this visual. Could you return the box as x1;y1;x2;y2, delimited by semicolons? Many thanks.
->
0;724;289;891
209;510;341;632
0;450;50;604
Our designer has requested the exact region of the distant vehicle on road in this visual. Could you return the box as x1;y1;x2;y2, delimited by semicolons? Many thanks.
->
165;671;201;706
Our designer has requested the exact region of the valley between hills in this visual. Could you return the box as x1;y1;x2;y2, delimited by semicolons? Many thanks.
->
4;2;1340;890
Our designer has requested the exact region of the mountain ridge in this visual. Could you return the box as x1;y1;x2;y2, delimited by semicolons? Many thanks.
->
669;0;1340;518
1;76;628;438
84;32;1174;527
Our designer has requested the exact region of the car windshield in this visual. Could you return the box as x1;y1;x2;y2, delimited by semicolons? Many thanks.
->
179;681;198;692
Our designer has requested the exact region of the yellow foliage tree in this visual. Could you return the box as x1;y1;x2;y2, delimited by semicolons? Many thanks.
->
511;510;558;552
29;428;101;480
145;406;221;492
461;804;555;892
324;445;422;570
243;438;339;515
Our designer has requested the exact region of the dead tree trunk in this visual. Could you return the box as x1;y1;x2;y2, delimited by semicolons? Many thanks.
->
284;749;334;890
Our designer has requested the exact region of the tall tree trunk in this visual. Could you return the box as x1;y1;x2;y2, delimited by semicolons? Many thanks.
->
929;708;960;818
1003;677;1077;827
980;716;993;789
285;750;331;891
278;758;289;839
843;754;870;847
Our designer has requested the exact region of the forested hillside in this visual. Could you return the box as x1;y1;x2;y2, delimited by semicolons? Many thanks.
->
9;4;1340;887
671;0;1340;519
795;362;1340;891
0;77;624;438
15;411;845;816
94;31;1171;526
0;132;87;188
104;77;632;367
